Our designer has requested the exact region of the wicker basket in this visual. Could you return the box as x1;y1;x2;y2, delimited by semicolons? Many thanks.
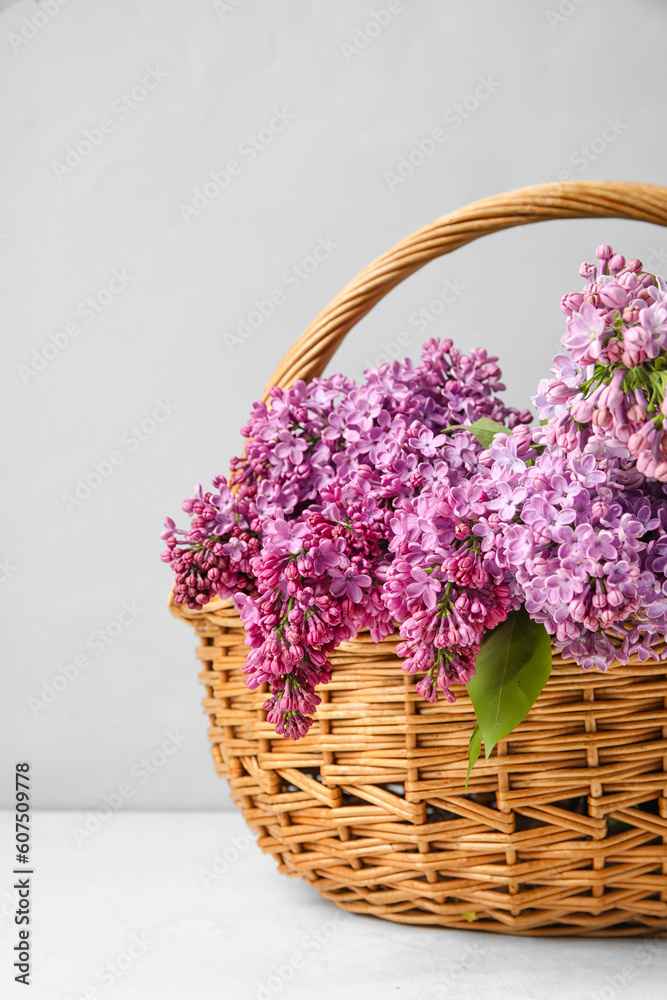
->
170;181;667;937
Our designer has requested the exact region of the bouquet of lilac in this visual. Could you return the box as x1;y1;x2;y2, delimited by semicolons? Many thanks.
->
162;245;667;768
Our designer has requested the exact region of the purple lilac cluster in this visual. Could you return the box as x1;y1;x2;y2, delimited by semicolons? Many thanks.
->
163;340;531;737
527;244;667;664
229;339;529;512
162;248;667;739
535;244;667;480
477;430;667;668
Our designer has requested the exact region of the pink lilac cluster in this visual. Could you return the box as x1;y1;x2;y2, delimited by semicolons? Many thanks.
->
237;469;395;738
162;249;667;739
534;244;667;480
384;474;517;704
160;478;260;609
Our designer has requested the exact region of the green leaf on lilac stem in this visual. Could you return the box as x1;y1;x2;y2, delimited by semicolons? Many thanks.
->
467;606;552;762
443;417;509;449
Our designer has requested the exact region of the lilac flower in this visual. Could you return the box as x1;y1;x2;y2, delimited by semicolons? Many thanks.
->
486;482;528;521
328;563;372;603
405;567;441;609
264;518;310;554
562;302;606;363
310;538;345;574
222;537;247;562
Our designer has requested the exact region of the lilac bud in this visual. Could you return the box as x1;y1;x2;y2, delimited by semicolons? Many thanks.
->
570;398;595;423
621;305;640;323
606;339;623;363
561;292;584;316
582;291;600;306
599;609;616;628
597;371;624;411
626;404;647;424
596;244;613;277
545;380;573;404
569;597;587;621
628;432;649;454
598;283;629;309
621;347;643;368
579;262;598;282
593;408;613;428
626;258;642;273
608;253;625;275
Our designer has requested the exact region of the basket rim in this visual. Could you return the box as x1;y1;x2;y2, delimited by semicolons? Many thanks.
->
263;180;667;399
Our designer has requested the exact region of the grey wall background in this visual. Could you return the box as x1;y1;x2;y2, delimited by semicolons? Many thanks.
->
3;0;667;816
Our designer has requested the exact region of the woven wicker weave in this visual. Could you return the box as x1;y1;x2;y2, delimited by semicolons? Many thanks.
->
170;181;667;937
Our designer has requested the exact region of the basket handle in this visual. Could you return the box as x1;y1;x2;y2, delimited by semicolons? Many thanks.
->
263;180;667;400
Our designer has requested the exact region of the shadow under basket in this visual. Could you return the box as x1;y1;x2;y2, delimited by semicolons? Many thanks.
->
169;181;667;937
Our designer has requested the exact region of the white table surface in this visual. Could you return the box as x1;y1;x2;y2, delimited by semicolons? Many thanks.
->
0;811;665;1000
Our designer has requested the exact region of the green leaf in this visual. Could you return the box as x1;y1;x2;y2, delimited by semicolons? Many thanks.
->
465;723;482;791
442;417;509;449
462;912;478;923
467;606;552;760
